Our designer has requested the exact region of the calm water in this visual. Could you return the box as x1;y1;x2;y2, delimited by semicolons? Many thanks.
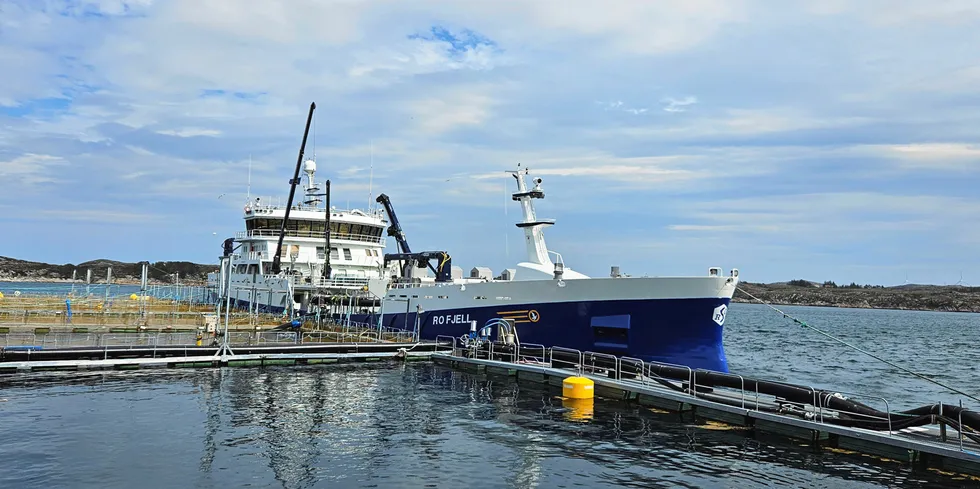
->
1;303;978;488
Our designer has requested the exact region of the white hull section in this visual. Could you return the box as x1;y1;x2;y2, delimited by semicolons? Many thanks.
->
385;275;739;312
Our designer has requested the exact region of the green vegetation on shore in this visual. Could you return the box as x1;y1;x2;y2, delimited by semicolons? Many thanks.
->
0;256;214;286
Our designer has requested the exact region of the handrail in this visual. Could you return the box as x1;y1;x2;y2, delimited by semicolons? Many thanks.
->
550;347;583;375
236;229;385;244
519;343;547;365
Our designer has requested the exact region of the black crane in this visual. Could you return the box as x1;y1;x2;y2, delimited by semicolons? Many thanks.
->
271;101;316;275
383;251;453;283
375;193;411;254
375;193;453;282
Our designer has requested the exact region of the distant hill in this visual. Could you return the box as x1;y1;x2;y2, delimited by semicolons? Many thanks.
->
0;256;217;285
735;280;980;313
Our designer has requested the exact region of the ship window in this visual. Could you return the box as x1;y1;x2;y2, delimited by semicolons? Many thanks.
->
246;219;255;231
329;221;340;233
286;220;299;231
343;248;352;260
373;226;383;237
258;219;280;230
311;221;324;233
297;220;311;232
438;295;448;299
339;223;350;235
350;224;362;235
330;248;339;260
365;249;371;256
424;296;433;299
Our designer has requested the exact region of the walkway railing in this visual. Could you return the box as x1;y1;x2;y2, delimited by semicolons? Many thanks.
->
434;338;976;452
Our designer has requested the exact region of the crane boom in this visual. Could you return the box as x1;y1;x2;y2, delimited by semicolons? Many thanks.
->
375;193;411;254
271;101;316;275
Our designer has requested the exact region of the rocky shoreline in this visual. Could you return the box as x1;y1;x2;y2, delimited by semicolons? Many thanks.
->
734;281;980;314
0;256;213;287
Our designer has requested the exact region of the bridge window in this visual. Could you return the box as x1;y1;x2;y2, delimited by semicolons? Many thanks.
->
330;248;339;260
343;248;352;260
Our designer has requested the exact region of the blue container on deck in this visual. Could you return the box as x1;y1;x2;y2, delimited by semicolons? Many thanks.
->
3;345;43;351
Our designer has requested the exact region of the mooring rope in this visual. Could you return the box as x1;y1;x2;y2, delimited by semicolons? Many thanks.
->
737;287;980;405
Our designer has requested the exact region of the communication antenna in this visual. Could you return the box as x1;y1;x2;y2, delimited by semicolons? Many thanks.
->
368;140;374;212
247;154;252;200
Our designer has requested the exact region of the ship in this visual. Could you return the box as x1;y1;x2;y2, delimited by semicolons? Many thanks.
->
209;103;740;372
352;166;740;372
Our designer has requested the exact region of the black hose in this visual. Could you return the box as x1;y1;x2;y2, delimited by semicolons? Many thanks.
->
546;348;980;435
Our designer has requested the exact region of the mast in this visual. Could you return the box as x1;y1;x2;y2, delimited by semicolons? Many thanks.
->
508;165;554;266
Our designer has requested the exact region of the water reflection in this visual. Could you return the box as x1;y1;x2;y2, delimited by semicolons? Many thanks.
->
1;362;979;489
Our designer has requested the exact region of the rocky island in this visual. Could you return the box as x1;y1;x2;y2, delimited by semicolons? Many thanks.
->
0;256;216;286
734;280;980;313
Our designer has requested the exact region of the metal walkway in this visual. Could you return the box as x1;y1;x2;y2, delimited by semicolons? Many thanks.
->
0;341;447;371
431;336;980;479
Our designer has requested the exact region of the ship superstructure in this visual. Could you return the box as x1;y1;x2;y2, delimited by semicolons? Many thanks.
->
207;156;390;315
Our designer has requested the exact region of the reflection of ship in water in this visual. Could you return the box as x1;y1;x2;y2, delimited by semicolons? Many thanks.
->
194;364;448;488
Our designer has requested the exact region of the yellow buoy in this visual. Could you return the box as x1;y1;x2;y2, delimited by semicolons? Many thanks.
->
562;376;594;399
130;293;139;300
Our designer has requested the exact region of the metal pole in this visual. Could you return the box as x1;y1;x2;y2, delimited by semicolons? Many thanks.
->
104;266;112;305
221;254;235;359
377;296;386;339
140;262;148;320
323;179;331;280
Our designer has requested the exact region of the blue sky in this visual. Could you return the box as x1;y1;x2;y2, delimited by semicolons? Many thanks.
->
2;1;980;286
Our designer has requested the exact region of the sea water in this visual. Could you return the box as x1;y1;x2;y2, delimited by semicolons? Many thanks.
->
0;303;977;488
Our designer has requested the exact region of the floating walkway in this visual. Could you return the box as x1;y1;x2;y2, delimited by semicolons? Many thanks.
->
0;341;446;372
430;337;980;479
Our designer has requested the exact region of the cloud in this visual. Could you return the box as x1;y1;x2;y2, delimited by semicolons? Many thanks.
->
0;153;66;185
864;143;980;170
662;96;698;113
1;1;980;284
156;128;222;137
406;86;497;135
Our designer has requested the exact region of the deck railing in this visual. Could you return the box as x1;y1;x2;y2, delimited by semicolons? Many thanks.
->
236;229;385;244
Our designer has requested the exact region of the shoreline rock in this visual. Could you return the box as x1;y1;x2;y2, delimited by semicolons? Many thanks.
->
734;282;980;314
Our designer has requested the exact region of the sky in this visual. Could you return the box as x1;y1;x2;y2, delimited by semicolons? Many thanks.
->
2;0;980;286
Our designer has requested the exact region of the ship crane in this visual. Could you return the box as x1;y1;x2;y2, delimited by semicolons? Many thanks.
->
271;101;316;275
375;193;453;282
375;193;411;254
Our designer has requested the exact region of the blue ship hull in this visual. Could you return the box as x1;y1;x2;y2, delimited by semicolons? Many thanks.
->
349;297;731;372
